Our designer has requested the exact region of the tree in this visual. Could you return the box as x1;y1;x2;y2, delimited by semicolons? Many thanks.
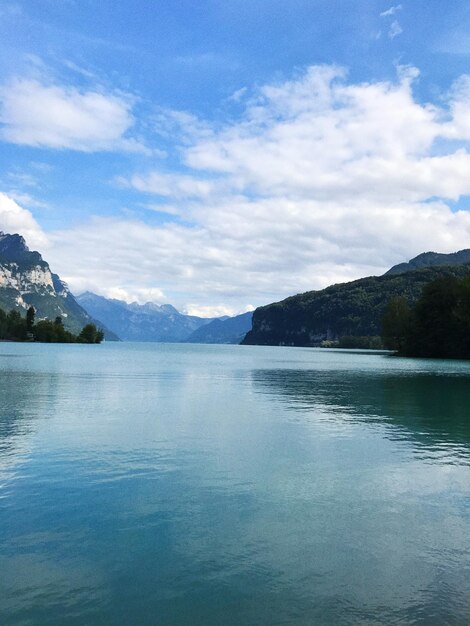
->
0;308;7;339
78;323;104;344
453;276;470;357
95;329;104;343
26;306;35;333
385;276;470;359
6;309;27;340
34;319;59;343
0;305;103;345
33;318;75;343
381;296;410;353
409;277;460;358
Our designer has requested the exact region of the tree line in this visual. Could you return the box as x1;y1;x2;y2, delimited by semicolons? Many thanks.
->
0;306;104;344
382;275;470;359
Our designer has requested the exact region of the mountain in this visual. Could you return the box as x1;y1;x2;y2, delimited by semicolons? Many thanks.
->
76;292;220;342
184;311;253;344
386;249;470;275
0;232;118;340
242;263;470;347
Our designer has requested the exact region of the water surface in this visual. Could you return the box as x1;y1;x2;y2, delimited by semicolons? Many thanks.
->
1;343;470;625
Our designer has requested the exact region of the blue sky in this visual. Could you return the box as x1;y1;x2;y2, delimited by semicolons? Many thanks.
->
0;0;470;315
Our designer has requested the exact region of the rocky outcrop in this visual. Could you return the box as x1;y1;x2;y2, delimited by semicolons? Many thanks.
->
0;231;118;339
0;263;55;294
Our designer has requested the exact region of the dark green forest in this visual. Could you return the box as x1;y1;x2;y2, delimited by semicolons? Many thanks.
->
243;263;470;347
382;276;470;359
0;306;104;344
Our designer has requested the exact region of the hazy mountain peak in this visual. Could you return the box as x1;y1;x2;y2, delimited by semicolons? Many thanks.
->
76;291;221;342
159;304;179;314
185;311;253;344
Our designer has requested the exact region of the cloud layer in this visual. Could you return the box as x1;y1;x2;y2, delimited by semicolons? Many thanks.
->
0;192;46;248
0;79;143;152
3;65;470;315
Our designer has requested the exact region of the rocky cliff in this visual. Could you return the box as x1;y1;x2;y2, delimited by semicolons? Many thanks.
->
0;232;118;339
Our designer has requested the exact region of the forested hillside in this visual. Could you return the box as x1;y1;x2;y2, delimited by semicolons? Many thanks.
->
242;264;470;347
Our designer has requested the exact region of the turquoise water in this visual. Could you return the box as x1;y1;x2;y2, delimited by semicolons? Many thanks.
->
1;343;470;625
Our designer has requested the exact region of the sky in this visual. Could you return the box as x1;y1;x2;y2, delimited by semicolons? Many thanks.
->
0;0;470;316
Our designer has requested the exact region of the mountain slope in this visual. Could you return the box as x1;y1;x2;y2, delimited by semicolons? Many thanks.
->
386;249;470;275
0;232;118;340
184;311;253;344
242;263;470;347
76;292;218;341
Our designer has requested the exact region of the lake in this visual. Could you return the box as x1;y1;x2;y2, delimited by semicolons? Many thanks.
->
1;342;470;625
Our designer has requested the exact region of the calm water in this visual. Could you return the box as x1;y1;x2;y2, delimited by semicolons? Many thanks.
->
1;343;470;625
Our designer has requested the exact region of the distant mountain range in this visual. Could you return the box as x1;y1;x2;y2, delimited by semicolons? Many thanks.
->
184;311;253;344
0;231;118;340
76;291;225;342
242;249;470;347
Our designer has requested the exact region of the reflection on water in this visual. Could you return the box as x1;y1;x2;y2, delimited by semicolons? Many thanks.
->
252;368;470;463
0;343;470;625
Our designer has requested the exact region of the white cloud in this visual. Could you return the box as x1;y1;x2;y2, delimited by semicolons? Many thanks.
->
0;192;47;248
0;78;146;152
123;171;224;200
102;286;167;304
2;191;48;210
6;171;39;188
444;75;470;139
184;304;246;318
228;87;248;103
389;20;403;39
380;5;403;18
6;65;470;313
174;66;466;204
